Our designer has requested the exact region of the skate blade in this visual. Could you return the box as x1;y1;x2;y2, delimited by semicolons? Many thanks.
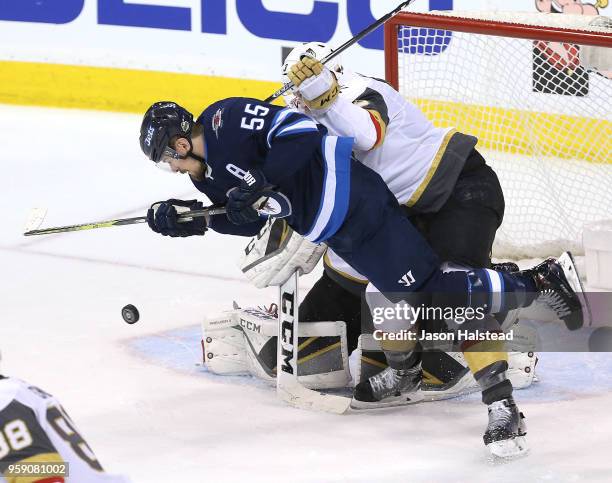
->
558;251;591;329
487;435;530;460
350;391;424;410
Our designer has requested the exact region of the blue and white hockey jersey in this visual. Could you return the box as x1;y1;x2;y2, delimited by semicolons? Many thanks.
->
190;97;354;244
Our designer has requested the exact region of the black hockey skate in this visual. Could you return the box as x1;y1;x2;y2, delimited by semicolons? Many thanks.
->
484;396;528;458
351;364;423;409
521;251;590;330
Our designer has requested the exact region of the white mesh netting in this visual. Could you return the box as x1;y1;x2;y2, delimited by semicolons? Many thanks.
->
393;11;611;259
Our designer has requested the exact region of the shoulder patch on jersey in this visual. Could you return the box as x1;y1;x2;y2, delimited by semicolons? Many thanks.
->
353;87;390;126
212;108;224;139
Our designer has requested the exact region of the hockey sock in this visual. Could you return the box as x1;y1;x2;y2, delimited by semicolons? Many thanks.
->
471;268;538;314
464;345;513;405
472;360;513;405
482;379;514;405
379;337;420;370
420;268;538;316
383;348;421;371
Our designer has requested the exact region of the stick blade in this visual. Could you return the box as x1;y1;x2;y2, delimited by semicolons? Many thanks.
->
278;381;351;414
23;208;48;234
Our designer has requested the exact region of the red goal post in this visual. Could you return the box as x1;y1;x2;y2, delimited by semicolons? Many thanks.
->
383;11;612;260
385;12;612;88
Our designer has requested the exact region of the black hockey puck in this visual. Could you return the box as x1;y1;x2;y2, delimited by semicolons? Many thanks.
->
122;304;140;324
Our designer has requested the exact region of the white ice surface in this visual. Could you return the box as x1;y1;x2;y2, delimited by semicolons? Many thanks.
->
1;105;611;483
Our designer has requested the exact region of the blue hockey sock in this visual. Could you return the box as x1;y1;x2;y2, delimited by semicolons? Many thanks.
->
419;268;538;315
466;269;537;314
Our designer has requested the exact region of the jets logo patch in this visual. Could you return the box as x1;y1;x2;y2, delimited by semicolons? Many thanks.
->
212;108;224;138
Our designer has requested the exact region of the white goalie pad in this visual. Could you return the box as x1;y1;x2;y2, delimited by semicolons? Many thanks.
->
201;311;250;376
202;307;351;389
506;351;538;390
239;218;327;288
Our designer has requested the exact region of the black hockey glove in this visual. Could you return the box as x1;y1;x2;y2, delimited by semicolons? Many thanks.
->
227;169;270;225
147;199;208;237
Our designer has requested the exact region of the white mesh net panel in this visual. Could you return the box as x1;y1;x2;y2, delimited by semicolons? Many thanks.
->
392;11;612;259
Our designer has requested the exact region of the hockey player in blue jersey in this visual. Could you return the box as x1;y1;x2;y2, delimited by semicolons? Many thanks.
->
139;98;588;454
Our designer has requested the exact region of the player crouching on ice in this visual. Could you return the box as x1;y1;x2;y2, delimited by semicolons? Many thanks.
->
139;98;589;458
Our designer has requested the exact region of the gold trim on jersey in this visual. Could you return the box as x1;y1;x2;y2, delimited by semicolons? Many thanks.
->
323;252;369;284
405;128;458;208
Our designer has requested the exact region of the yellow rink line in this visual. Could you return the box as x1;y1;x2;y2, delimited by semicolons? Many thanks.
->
0;60;609;164
0;60;283;115
413;99;612;164
413;98;611;164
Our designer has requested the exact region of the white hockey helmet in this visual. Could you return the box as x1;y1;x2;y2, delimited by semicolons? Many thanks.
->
281;42;343;107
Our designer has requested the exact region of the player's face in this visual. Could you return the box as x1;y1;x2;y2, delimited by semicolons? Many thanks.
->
159;153;205;179
155;146;180;172
156;137;191;173
155;136;205;179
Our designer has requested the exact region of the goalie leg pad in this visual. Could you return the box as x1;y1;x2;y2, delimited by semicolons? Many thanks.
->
203;307;351;389
506;351;538;389
201;311;250;376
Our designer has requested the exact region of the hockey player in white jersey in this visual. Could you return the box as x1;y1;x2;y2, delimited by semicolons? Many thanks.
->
278;42;548;457
0;352;129;482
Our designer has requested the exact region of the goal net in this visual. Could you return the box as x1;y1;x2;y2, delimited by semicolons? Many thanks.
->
385;11;612;260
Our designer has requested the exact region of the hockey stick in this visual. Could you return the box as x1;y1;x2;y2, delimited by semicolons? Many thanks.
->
264;0;415;103
23;206;227;236
23;208;48;233
277;271;351;414
273;0;418;414
23;189;293;237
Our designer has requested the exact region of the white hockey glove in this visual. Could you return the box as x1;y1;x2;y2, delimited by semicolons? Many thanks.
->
239;218;326;288
287;57;339;112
